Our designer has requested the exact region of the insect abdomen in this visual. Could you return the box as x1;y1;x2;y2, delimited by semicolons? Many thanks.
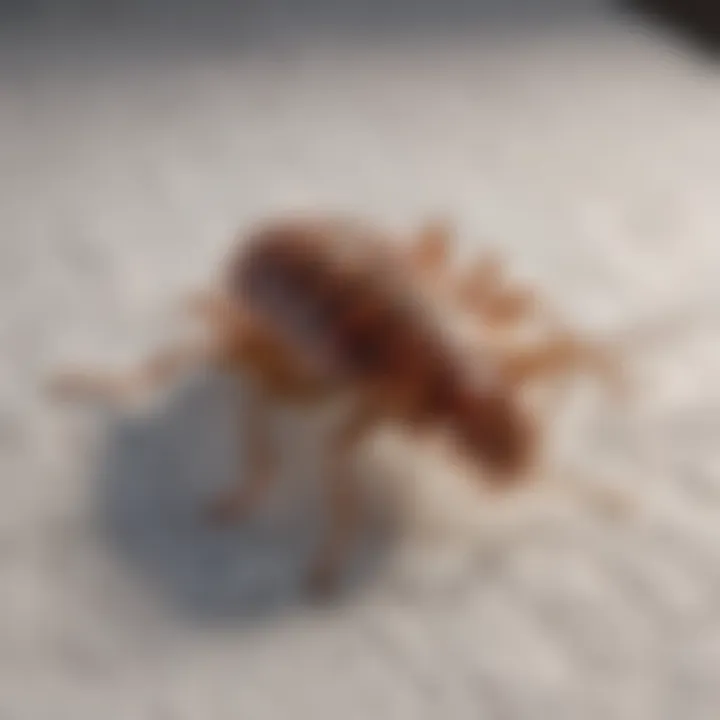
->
230;217;533;476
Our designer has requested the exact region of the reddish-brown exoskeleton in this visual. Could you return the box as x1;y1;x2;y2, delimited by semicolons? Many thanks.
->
49;215;621;594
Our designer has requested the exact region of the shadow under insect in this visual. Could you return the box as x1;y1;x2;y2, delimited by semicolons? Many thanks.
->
93;371;387;622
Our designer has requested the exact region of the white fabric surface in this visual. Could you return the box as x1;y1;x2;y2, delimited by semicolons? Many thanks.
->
2;1;720;718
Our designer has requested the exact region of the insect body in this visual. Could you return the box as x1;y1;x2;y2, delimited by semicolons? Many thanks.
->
49;215;620;594
229;218;535;477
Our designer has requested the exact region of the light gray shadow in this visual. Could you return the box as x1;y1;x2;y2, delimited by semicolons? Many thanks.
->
93;372;387;623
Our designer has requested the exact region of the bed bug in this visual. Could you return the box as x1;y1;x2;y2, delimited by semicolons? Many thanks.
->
48;214;621;594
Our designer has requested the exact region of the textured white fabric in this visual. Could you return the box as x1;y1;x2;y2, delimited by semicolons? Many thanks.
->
3;2;720;718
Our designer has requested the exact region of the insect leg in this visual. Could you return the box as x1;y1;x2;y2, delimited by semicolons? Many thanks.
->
406;218;453;277
47;340;213;405
500;332;628;399
47;290;251;405
306;402;379;596
205;380;278;525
